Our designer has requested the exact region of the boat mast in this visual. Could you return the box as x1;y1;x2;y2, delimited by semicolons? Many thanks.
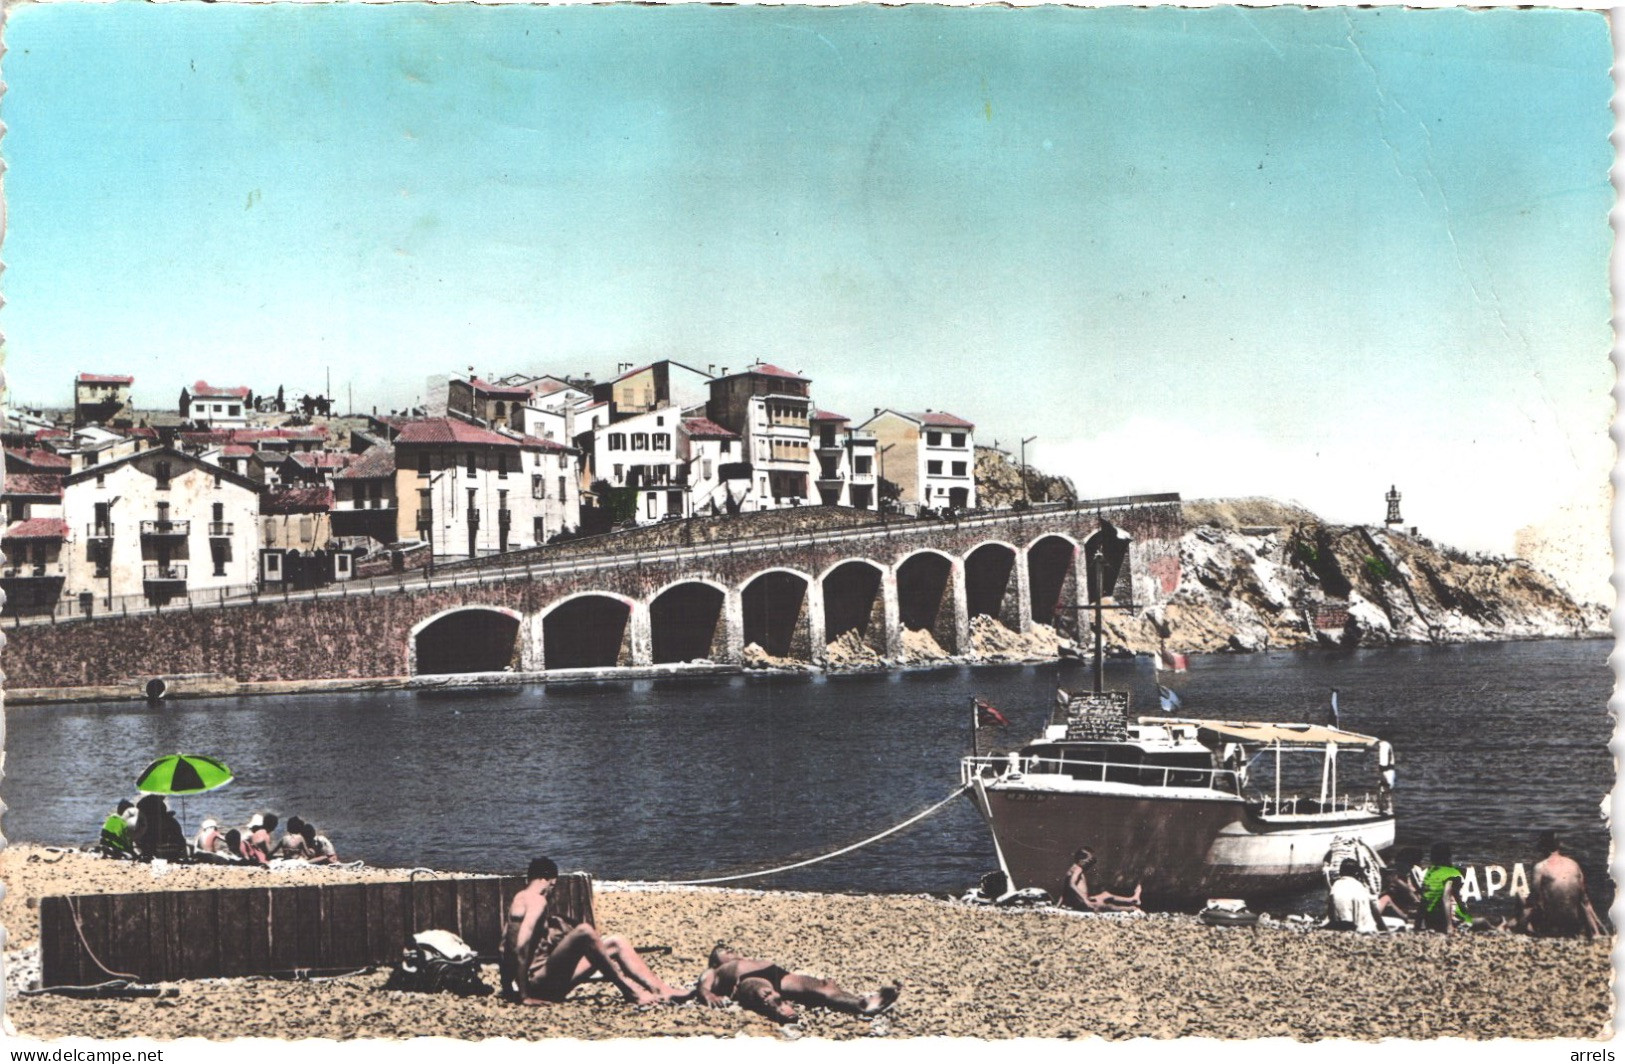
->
1092;549;1105;696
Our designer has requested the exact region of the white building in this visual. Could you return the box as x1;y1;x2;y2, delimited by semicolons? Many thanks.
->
393;418;581;559
809;410;880;510
180;382;253;428
857;409;976;512
59;447;262;609
680;417;750;516
590;407;689;524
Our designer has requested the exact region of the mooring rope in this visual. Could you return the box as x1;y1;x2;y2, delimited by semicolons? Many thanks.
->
647;783;972;886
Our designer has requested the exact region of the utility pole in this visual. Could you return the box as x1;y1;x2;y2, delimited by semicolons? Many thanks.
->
879;444;894;525
1020;436;1037;505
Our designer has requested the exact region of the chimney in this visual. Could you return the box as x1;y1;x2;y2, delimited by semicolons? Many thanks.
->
873;407;880;416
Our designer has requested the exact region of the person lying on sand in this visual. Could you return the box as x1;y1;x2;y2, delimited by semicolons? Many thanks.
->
501;856;686;1006
1522;831;1606;939
1060;848;1143;913
694;944;900;1025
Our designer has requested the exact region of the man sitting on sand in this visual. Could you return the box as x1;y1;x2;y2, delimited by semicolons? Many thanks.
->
695;944;900;1025
300;824;340;865
1060;848;1143;912
1522;831;1606;939
1326;858;1383;932
501;856;685;1006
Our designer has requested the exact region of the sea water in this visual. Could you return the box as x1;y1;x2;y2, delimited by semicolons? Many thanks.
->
3;639;1612;911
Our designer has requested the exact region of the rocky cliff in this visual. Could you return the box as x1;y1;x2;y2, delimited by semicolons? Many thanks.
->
974;446;1078;509
1096;498;1608;655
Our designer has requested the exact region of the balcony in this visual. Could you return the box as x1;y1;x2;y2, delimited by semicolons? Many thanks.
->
208;522;234;537
143;563;188;584
816;474;846;489
140;519;191;539
86;524;114;540
0;563;64;580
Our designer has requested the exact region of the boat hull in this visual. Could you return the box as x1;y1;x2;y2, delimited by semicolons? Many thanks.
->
970;781;1394;907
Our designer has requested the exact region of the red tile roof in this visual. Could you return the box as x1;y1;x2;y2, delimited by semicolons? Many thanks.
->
221;445;255;458
6;448;72;472
468;378;534;400
394;418;520;448
188;381;252;400
3;517;68;540
4;473;63;498
34;429;68;440
291;451;352;469
77;373;134;385
912;411;975;429
262;486;334;514
516;434;574;453
742;362;808;381
180;427;328;447
335;446;397;480
126;427;160;439
681;417;739;440
810;409;849;422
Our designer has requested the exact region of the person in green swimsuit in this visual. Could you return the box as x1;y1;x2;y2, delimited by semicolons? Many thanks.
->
99;799;135;858
1418;842;1472;934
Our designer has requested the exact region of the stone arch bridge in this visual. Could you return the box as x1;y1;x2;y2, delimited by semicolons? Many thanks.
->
4;498;1182;691
409;498;1182;676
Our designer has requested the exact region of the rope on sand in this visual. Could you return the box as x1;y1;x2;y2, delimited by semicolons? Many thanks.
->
652;783;972;887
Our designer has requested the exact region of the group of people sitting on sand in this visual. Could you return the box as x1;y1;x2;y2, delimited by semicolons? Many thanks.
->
500;857;900;1025
1325;833;1606;937
98;800;341;867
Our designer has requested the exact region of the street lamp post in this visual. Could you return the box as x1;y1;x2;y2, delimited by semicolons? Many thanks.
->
1020;436;1037;506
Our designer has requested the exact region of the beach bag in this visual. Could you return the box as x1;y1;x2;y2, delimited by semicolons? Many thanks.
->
383;930;492;997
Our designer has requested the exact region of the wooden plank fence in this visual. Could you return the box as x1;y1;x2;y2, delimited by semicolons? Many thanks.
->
39;872;595;988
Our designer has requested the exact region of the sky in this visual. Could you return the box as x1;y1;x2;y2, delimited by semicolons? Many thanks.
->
0;4;1613;560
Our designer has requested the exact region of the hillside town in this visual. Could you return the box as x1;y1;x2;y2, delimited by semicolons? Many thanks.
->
1;364;1012;619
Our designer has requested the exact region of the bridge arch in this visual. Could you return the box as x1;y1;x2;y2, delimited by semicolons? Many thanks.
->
1028;534;1080;635
896;549;957;654
741;568;812;661
820;558;886;655
649;579;728;664
410;606;523;675
964;540;1020;629
541;592;635;670
1083;522;1134;603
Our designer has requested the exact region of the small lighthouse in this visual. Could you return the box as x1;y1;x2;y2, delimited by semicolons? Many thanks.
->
1384;485;1403;528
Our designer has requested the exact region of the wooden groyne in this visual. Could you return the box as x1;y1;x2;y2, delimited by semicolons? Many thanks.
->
39;872;595;988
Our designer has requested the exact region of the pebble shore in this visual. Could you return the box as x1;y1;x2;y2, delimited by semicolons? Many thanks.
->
1;846;1611;1041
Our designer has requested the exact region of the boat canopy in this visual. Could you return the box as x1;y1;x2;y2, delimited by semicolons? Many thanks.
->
1138;717;1382;748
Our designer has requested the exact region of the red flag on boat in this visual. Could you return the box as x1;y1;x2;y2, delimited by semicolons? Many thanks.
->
974;698;1010;727
1159;647;1189;673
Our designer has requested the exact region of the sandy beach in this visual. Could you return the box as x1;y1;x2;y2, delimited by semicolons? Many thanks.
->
0;845;1611;1042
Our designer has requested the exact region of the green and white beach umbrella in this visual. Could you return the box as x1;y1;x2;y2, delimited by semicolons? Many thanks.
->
135;754;234;796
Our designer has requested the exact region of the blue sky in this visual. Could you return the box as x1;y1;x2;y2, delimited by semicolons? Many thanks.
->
1;4;1613;558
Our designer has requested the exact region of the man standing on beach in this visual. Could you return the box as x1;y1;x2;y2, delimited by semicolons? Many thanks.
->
1522;831;1606;938
501;856;685;1006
